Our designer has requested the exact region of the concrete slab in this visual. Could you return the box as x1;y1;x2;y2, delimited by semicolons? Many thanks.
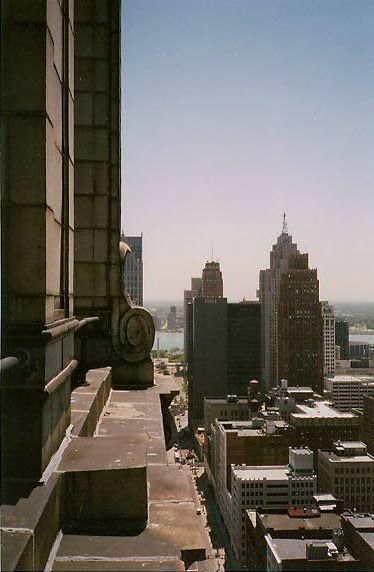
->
110;390;149;404
2;473;62;571
105;401;149;419
55;533;181;560
58;436;147;530
0;530;33;572
148;465;194;502
146;436;168;466
98;417;148;436
149;502;208;555
52;559;185;571
58;435;146;472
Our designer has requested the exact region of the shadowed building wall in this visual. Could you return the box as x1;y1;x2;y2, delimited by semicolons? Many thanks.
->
1;0;75;481
227;301;262;395
278;253;324;395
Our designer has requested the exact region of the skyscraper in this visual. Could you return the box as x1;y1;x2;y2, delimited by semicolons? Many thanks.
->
335;320;350;360
322;301;336;376
201;261;223;297
121;234;143;306
187;299;262;422
227;302;262;395
184;276;202;356
277;253;324;394
258;215;300;389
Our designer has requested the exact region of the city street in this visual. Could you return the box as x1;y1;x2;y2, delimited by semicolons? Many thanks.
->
169;370;241;571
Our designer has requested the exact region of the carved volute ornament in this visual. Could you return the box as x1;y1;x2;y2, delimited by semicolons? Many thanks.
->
111;242;155;386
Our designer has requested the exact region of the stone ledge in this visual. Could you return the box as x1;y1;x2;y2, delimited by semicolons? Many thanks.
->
51;559;186;571
1;472;62;572
58;436;148;532
0;530;33;572
71;367;112;436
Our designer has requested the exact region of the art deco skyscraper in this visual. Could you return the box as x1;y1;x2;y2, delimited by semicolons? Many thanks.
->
201;261;223;297
258;216;300;389
277;253;324;394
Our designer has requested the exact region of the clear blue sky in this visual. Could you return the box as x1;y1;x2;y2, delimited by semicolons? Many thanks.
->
121;0;374;303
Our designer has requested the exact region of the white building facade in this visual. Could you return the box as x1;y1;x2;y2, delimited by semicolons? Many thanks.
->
231;448;316;566
324;375;374;411
321;301;335;376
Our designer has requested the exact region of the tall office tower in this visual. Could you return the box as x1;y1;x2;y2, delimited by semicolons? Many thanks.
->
321;301;335;376
121;234;143;306
258;215;300;389
201;261;223;297
278;253;324;394
335;320;350;360
188;297;228;422
187;297;262;424
227;302;262;395
183;277;202;356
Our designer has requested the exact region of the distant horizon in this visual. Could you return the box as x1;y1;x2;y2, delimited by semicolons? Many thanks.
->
145;299;374;306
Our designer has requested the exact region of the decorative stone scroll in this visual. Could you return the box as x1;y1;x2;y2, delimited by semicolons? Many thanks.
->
111;242;155;387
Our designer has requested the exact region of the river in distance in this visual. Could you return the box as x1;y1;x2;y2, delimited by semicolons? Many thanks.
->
153;331;184;351
152;332;374;352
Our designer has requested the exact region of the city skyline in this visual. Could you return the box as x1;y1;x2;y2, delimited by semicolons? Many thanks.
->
121;0;374;302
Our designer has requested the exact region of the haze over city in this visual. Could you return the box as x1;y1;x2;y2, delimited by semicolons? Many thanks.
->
121;0;374;303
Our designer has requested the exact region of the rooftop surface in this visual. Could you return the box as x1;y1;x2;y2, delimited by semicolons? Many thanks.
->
204;397;249;405
219;420;289;434
326;375;374;383
292;401;357;419
267;537;356;562
233;466;289;481
342;514;374;530
319;451;374;464
233;465;315;482
256;511;341;532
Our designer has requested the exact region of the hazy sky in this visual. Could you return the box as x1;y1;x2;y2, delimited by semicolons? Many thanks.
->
121;0;374;303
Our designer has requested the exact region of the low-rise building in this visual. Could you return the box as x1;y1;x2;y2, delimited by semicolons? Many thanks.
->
206;418;294;492
203;396;251;438
265;536;360;571
231;448;316;565
318;441;374;512
324;375;374;411
289;400;360;471
341;513;374;571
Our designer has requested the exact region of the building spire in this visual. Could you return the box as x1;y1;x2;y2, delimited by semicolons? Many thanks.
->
282;212;288;234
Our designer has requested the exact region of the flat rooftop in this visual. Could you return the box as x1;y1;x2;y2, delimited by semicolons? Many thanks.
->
326;375;374;383
204;398;249;405
233;466;289;481
219;420;289;434
267;538;356;563
319;451;374;464
255;511;341;532
292;401;357;419
286;387;314;393
342;514;374;531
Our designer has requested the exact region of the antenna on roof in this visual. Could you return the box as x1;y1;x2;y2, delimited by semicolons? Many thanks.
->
211;240;214;261
282;212;289;234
